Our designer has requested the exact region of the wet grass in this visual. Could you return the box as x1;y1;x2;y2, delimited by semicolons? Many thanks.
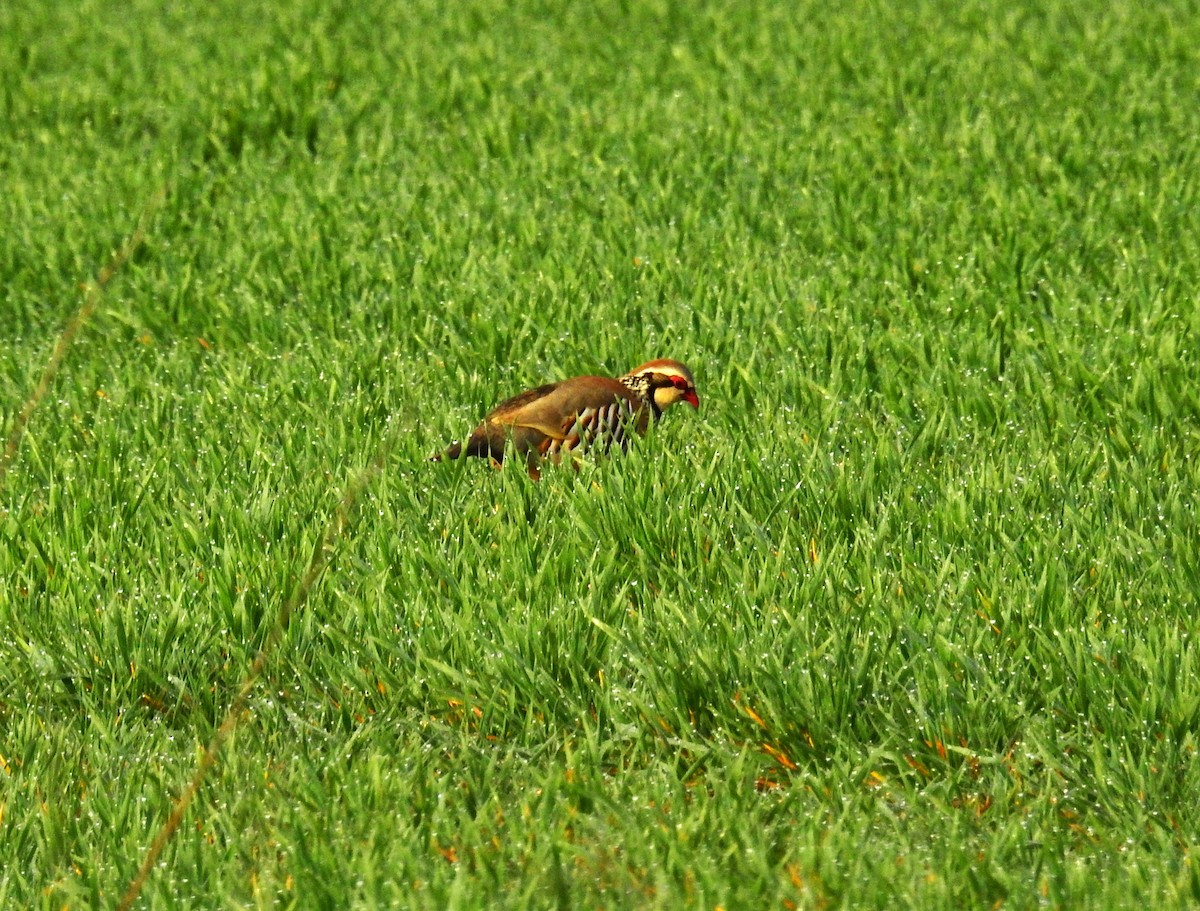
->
2;0;1200;907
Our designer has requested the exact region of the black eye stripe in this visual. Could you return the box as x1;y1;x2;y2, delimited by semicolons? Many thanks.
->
652;373;690;390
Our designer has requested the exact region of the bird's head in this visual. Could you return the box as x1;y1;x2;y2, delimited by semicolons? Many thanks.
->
622;359;700;415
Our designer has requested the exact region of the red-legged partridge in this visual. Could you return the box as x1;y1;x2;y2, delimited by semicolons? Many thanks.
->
435;359;699;478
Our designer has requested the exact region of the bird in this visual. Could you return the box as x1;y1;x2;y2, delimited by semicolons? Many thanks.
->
433;359;699;479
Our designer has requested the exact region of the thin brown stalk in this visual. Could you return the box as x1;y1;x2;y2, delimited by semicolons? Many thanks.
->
116;437;395;911
0;186;166;487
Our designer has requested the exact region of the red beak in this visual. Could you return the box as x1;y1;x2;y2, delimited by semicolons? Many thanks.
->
684;389;700;409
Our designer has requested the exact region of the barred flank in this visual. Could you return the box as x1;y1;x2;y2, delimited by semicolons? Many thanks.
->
542;401;632;461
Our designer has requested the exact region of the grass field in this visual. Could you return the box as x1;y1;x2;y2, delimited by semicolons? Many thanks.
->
3;0;1200;907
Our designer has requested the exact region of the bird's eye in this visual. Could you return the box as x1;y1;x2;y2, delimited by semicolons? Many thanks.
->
670;375;689;389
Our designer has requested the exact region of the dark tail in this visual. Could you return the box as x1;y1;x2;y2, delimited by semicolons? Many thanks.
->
430;441;464;462
431;431;507;463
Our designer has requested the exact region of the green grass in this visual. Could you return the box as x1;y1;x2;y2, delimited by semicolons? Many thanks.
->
3;0;1200;906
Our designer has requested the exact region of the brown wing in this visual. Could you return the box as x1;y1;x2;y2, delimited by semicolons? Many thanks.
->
447;376;645;463
501;377;640;438
445;382;566;463
483;382;564;422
